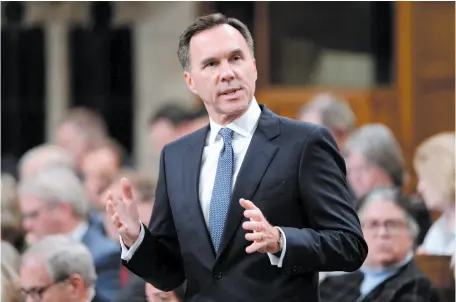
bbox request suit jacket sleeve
[280,125,368,274]
[122,146,185,291]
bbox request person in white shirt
[414,132,455,256]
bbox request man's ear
[252,58,258,81]
[184,72,198,95]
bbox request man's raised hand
[106,178,141,247]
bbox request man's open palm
[106,178,141,246]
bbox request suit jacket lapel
[182,125,217,268]
[217,105,280,259]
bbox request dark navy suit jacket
[124,105,368,302]
[83,225,121,302]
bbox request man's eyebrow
[200,49,245,66]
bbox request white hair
[22,235,97,286]
[18,167,89,219]
[18,144,75,179]
[299,92,356,133]
[343,124,406,188]
[358,188,420,239]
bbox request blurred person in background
[320,188,439,302]
[148,102,208,154]
[147,102,195,154]
[1,244,22,302]
[55,107,109,174]
[414,132,455,256]
[298,92,356,149]
[20,235,97,302]
[18,167,120,302]
[1,173,26,252]
[145,282,185,302]
[18,143,75,181]
[81,138,125,234]
[342,124,432,245]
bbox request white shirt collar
[207,97,261,145]
[67,222,89,242]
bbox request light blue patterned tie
[208,128,234,253]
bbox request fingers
[105,191,115,216]
[121,178,134,202]
[245,232,264,242]
[243,209,262,221]
[246,241,267,254]
[242,221,265,232]
[239,198,257,211]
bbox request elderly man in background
[18,167,120,302]
[20,235,97,302]
[298,92,356,149]
[342,124,432,245]
[320,188,439,302]
[18,143,75,180]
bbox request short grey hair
[299,93,356,133]
[358,188,420,238]
[343,124,406,188]
[18,144,75,179]
[18,167,89,219]
[22,235,97,286]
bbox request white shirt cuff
[120,222,145,262]
[267,227,286,267]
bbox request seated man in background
[343,123,431,245]
[320,188,439,302]
[18,143,75,181]
[298,92,356,149]
[18,167,120,302]
[148,102,208,155]
[20,235,97,302]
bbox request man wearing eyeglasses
[20,235,97,302]
[319,188,439,302]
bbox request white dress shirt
[121,98,286,267]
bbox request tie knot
[219,128,234,145]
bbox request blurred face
[19,197,67,241]
[82,148,119,210]
[416,176,446,211]
[20,259,87,302]
[149,119,179,154]
[146,283,180,302]
[184,24,257,125]
[299,110,322,126]
[345,151,388,198]
[361,200,414,268]
[55,123,87,170]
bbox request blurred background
[1,1,455,302]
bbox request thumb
[240,198,257,210]
[121,178,134,203]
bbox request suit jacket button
[213,271,222,279]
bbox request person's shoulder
[273,112,330,142]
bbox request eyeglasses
[362,219,407,234]
[21,276,69,301]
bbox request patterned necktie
[208,127,235,253]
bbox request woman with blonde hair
[414,132,455,255]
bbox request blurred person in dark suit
[343,123,432,245]
[298,92,356,150]
[18,167,121,302]
[320,188,439,302]
[20,235,98,302]
[107,13,367,302]
[54,107,109,174]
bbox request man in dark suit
[107,13,367,302]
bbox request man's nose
[219,61,235,82]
